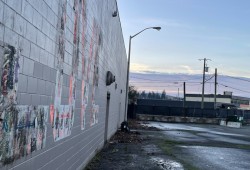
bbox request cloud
[222,70,250,79]
[130,62,250,79]
[130,72,250,98]
[130,63,152,73]
[131,63,201,75]
[130,17,192,30]
[180,65,196,74]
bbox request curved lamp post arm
[131,27,161,39]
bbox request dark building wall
[0,0,127,169]
[137,99,215,109]
[136,99,250,119]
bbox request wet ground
[85,121,250,170]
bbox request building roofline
[232,95,250,101]
[185,94,232,98]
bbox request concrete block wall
[0,0,127,169]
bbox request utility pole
[183,82,186,108]
[199,58,211,109]
[214,68,217,109]
[178,88,179,99]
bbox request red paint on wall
[69,75,73,104]
[81,0,86,76]
[50,105,54,125]
[73,0,78,44]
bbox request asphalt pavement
[144,122,250,170]
[86,121,250,170]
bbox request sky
[130,72,250,98]
[117,0,250,97]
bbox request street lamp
[124,26,161,121]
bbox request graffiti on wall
[0,0,103,166]
[51,0,72,142]
[80,0,87,130]
[0,105,48,165]
[79,0,103,129]
[68,0,81,119]
[0,43,48,165]
[88,19,102,127]
[0,45,18,103]
[51,0,83,140]
[81,80,88,130]
[17,106,48,153]
[52,105,71,141]
[54,0,67,107]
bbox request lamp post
[124,27,161,121]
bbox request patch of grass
[124,145,128,151]
[159,139,199,170]
[185,130,200,135]
[111,148,119,153]
[235,144,250,150]
[181,163,199,170]
[159,139,182,155]
[125,154,133,161]
[84,153,102,170]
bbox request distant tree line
[139,90,167,99]
[128,86,181,102]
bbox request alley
[87,121,250,170]
[144,122,250,170]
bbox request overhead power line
[205,74,215,83]
[218,74,250,83]
[219,83,250,94]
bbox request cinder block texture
[0,0,127,170]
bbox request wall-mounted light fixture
[112,1,118,17]
[112,11,118,17]
[106,71,115,86]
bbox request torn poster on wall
[51,0,80,141]
[0,44,19,104]
[0,42,49,165]
[80,0,87,130]
[51,105,72,141]
[0,105,48,165]
[81,79,88,130]
[67,0,81,127]
[0,43,19,165]
[51,0,68,141]
[81,17,102,128]
[89,19,102,126]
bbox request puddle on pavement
[142,122,247,137]
[178,145,250,170]
[142,144,163,154]
[198,133,250,145]
[151,157,184,170]
[163,130,208,143]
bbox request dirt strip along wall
[0,0,127,169]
